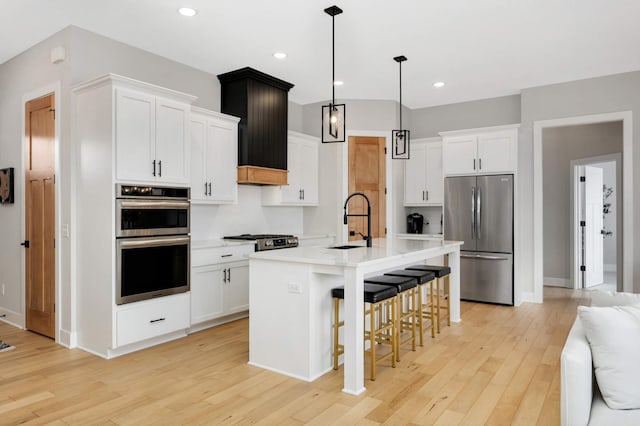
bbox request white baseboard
[0,307,25,329]
[519,291,537,305]
[604,264,616,273]
[544,277,571,288]
[58,329,77,348]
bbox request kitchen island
[248,238,463,395]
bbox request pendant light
[392,55,409,159]
[321,5,346,143]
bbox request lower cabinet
[115,293,190,348]
[191,261,249,324]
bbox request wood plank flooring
[0,287,589,425]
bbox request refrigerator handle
[476,186,482,240]
[471,187,476,239]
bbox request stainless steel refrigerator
[444,174,513,305]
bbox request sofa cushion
[589,386,640,425]
[578,304,640,409]
[591,290,640,307]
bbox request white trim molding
[544,277,571,288]
[533,111,633,303]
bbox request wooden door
[25,94,56,338]
[348,136,386,241]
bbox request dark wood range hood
[217,67,294,185]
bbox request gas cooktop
[224,234,299,251]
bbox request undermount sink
[329,245,363,250]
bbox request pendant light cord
[399,60,402,131]
[332,13,336,107]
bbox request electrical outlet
[287,282,302,294]
[62,224,70,238]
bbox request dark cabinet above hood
[217,67,294,185]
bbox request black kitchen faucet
[343,192,372,247]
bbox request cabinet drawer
[116,293,190,347]
[192,245,254,267]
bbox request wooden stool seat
[332,283,398,381]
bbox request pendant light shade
[322,5,346,143]
[392,55,410,159]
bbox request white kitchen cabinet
[262,131,319,206]
[190,108,240,204]
[115,88,191,185]
[73,74,197,359]
[190,244,253,328]
[441,125,519,176]
[404,138,443,206]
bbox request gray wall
[592,161,617,268]
[521,70,640,294]
[542,122,622,281]
[411,95,521,138]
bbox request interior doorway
[24,93,56,338]
[347,136,386,241]
[572,157,619,291]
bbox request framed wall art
[0,167,14,204]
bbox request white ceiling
[2,0,640,109]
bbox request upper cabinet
[404,138,443,206]
[190,108,240,204]
[116,88,193,185]
[441,125,519,176]
[262,131,319,206]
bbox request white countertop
[396,233,444,240]
[250,238,462,268]
[191,239,255,250]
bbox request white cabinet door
[207,118,238,203]
[155,99,189,184]
[299,139,319,205]
[225,263,249,314]
[282,138,302,203]
[190,116,208,202]
[190,265,225,324]
[404,143,428,205]
[477,132,517,174]
[442,135,477,176]
[425,142,443,204]
[116,89,156,183]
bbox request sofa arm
[561,317,593,426]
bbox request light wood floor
[0,287,589,425]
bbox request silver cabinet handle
[461,254,509,261]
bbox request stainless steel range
[223,234,298,251]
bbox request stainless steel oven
[116,184,189,237]
[116,185,190,305]
[116,235,190,305]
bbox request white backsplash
[191,185,304,240]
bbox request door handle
[158,160,162,177]
[208,182,212,196]
[152,160,156,177]
[223,268,227,283]
[149,317,166,324]
[471,187,476,239]
[20,240,30,248]
[302,189,305,200]
[479,158,482,170]
[204,182,208,196]
[461,254,509,261]
[476,187,482,239]
[227,268,231,282]
[473,158,476,170]
[426,190,429,201]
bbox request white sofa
[561,291,640,426]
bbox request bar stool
[406,265,451,333]
[384,269,436,346]
[332,283,398,381]
[363,275,417,361]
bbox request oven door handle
[118,201,190,209]
[118,236,190,248]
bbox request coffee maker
[407,213,424,234]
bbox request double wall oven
[116,184,190,305]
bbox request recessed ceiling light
[433,81,445,88]
[333,80,344,86]
[178,7,197,17]
[273,52,287,59]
